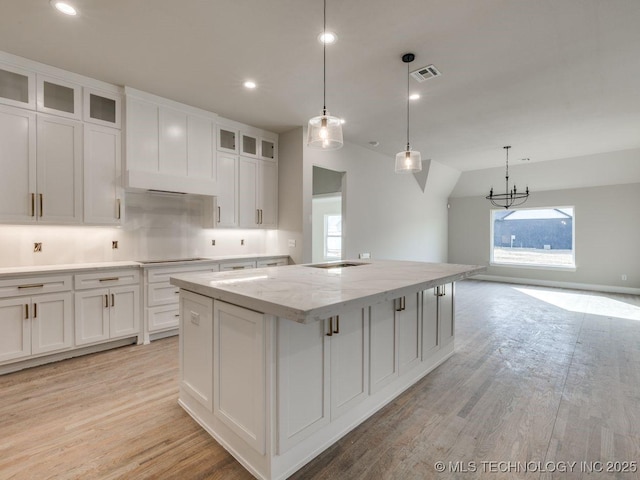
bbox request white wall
[448,183,640,291]
[0,192,279,267]
[277,128,459,264]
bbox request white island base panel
[177,281,461,480]
[178,342,454,480]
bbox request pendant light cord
[323,0,327,116]
[406,60,410,150]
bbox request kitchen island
[170,260,484,480]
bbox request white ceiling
[2,0,639,171]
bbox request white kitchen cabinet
[219,260,256,271]
[83,124,123,225]
[277,307,369,452]
[180,290,214,411]
[260,138,276,160]
[217,125,238,154]
[213,300,266,454]
[241,131,258,157]
[398,293,422,374]
[83,87,121,129]
[256,258,288,268]
[0,105,36,223]
[74,270,140,346]
[238,156,277,229]
[422,283,454,358]
[187,114,215,179]
[36,74,82,120]
[369,300,399,393]
[215,153,238,227]
[0,62,35,109]
[0,292,72,363]
[36,114,83,223]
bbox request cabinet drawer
[74,269,140,290]
[147,264,218,284]
[0,275,72,298]
[219,261,256,271]
[147,282,180,307]
[149,305,180,332]
[256,258,288,268]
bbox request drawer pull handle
[265,262,278,267]
[326,317,333,336]
[174,290,180,294]
[25,304,29,319]
[18,284,44,289]
[104,294,109,308]
[334,315,340,334]
[174,314,180,318]
[99,277,120,282]
[111,294,115,307]
[232,266,245,270]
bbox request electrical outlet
[359,252,371,259]
[241,239,245,246]
[288,239,296,247]
[112,241,118,249]
[622,274,627,281]
[211,239,216,246]
[34,242,42,253]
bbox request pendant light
[307,0,343,150]
[486,146,530,209]
[395,53,421,173]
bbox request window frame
[324,213,342,259]
[489,206,576,271]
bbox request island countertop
[170,259,485,323]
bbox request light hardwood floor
[1,280,639,479]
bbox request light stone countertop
[170,259,486,323]
[0,254,290,278]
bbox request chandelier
[486,146,529,209]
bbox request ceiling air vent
[410,64,441,82]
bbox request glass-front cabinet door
[36,74,82,120]
[0,63,35,109]
[83,88,121,129]
[217,126,238,154]
[241,132,258,157]
[261,139,275,160]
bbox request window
[490,207,575,268]
[324,214,342,259]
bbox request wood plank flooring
[1,280,639,479]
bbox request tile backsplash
[0,191,280,267]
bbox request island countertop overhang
[170,259,486,323]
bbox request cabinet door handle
[39,193,43,217]
[18,283,44,289]
[334,315,340,334]
[174,290,180,294]
[31,193,35,217]
[104,294,109,308]
[174,314,180,318]
[395,298,401,312]
[326,317,333,336]
[117,198,121,219]
[401,296,406,311]
[111,294,115,307]
[25,304,29,320]
[441,285,446,296]
[34,303,37,318]
[434,287,439,296]
[217,206,221,223]
[256,209,259,224]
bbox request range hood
[125,170,217,196]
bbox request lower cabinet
[0,292,72,363]
[74,269,140,346]
[277,306,369,452]
[422,283,454,357]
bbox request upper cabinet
[0,63,35,109]
[0,51,124,226]
[84,88,122,129]
[217,126,238,154]
[36,74,82,120]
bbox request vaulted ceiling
[2,0,639,171]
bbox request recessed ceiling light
[243,80,257,89]
[318,32,337,44]
[50,1,77,15]
[368,141,380,147]
[409,93,420,100]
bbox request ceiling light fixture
[50,1,77,15]
[395,53,421,173]
[486,146,530,209]
[243,80,257,89]
[307,0,343,150]
[318,32,337,44]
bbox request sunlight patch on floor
[513,287,640,321]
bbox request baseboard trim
[472,274,640,295]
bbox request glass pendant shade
[395,148,422,173]
[307,113,343,150]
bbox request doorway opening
[312,166,345,263]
